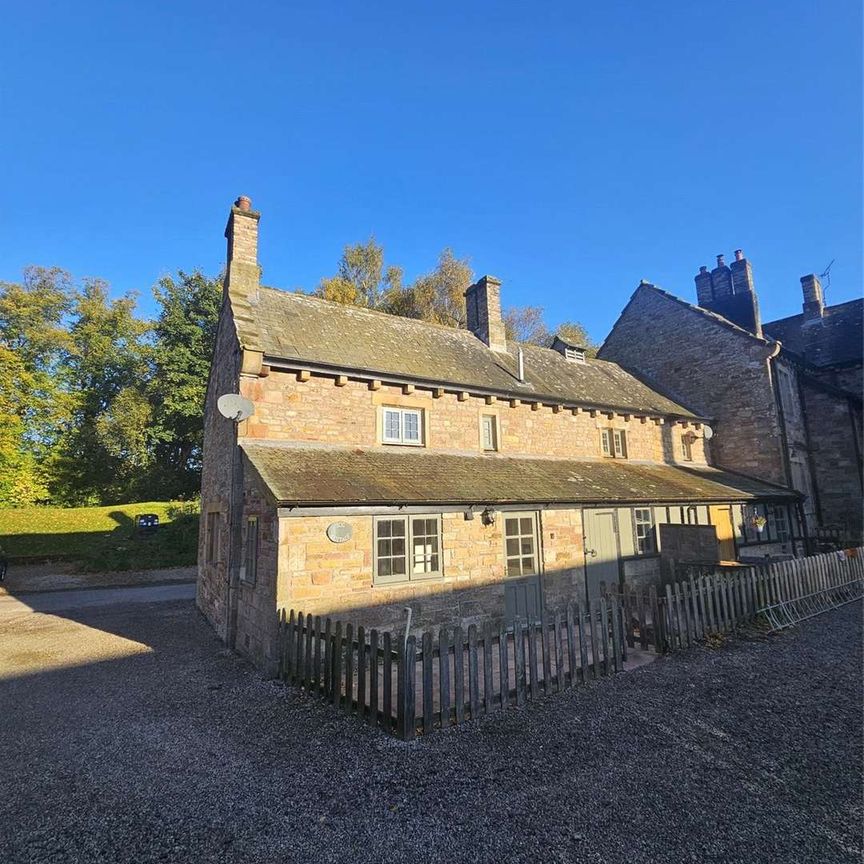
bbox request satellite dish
[217,394,254,422]
[703,425,714,440]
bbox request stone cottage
[198,200,799,672]
[600,251,862,545]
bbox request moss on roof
[235,287,700,417]
[243,442,797,507]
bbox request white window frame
[241,516,258,584]
[503,511,541,578]
[481,414,498,451]
[681,433,694,462]
[601,428,628,459]
[373,515,442,584]
[633,507,656,555]
[381,406,424,446]
[766,504,790,544]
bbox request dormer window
[552,335,588,363]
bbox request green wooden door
[583,508,621,602]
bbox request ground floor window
[633,507,656,554]
[766,505,790,543]
[242,516,258,584]
[504,513,540,577]
[374,515,441,584]
[205,511,220,564]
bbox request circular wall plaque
[326,521,352,543]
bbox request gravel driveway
[0,598,860,863]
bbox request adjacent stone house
[198,201,799,672]
[600,251,862,544]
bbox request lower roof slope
[243,442,798,508]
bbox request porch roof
[242,442,799,508]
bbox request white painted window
[602,428,628,458]
[681,433,693,461]
[481,414,498,451]
[633,508,656,554]
[766,505,790,543]
[381,406,423,446]
[504,513,539,577]
[374,515,441,584]
[564,346,586,363]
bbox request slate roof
[236,287,700,418]
[243,442,798,507]
[763,299,863,368]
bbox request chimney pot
[235,195,252,212]
[699,266,708,274]
[734,249,744,261]
[716,254,725,267]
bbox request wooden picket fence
[612,548,864,653]
[277,595,627,740]
[276,549,863,739]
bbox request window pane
[379,557,392,577]
[403,411,420,442]
[520,517,532,534]
[522,556,535,573]
[384,410,401,441]
[601,430,611,456]
[378,520,392,538]
[391,520,406,537]
[505,518,519,535]
[507,559,522,577]
[392,538,405,556]
[391,555,406,575]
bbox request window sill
[381,440,425,448]
[373,573,444,587]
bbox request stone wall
[277,507,587,633]
[600,286,787,485]
[237,369,708,465]
[197,298,241,636]
[799,380,863,539]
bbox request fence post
[369,628,379,728]
[357,625,366,722]
[439,627,451,727]
[453,625,465,724]
[468,624,480,718]
[382,631,393,732]
[513,617,526,705]
[483,621,494,713]
[498,621,509,708]
[422,629,433,733]
[610,595,623,673]
[396,634,416,740]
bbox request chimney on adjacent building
[224,195,261,301]
[693,249,762,336]
[710,254,733,298]
[695,266,713,306]
[465,275,507,352]
[801,274,824,320]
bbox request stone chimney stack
[710,254,733,298]
[694,265,713,306]
[695,249,762,336]
[801,274,824,320]
[730,249,754,294]
[465,275,507,352]
[225,195,261,300]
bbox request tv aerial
[217,393,254,423]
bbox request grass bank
[0,501,199,571]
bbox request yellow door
[710,505,736,562]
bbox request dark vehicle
[135,514,160,535]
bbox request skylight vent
[564,346,586,364]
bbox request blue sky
[2,2,861,341]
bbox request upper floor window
[481,414,498,451]
[681,433,694,462]
[374,515,441,584]
[633,507,656,555]
[601,428,628,459]
[381,406,423,446]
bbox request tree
[503,305,552,346]
[54,279,151,504]
[316,237,401,309]
[382,248,472,327]
[0,267,75,505]
[147,270,222,498]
